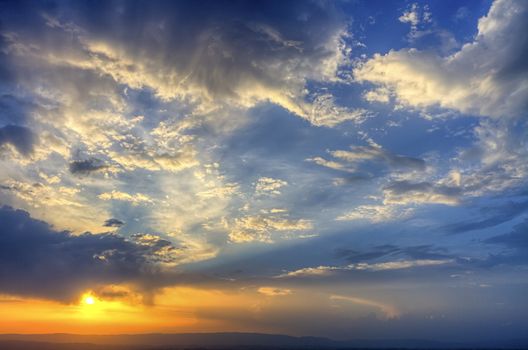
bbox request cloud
[197,182,240,199]
[255,177,288,197]
[443,200,528,234]
[485,219,528,249]
[276,259,452,278]
[350,259,453,271]
[354,0,528,118]
[108,144,199,173]
[330,295,400,319]
[103,218,124,228]
[481,219,528,267]
[0,94,35,125]
[69,158,108,174]
[399,2,432,38]
[336,204,414,223]
[307,156,350,172]
[98,190,153,204]
[383,180,461,205]
[0,206,182,301]
[337,244,454,263]
[229,213,312,243]
[276,265,339,278]
[257,286,292,296]
[454,120,528,197]
[309,141,425,175]
[331,144,425,171]
[307,94,371,127]
[3,0,366,128]
[0,125,34,156]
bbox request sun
[83,295,95,305]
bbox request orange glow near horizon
[0,287,274,334]
[0,286,400,335]
[0,288,200,334]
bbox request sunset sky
[1,0,528,342]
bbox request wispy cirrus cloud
[330,294,400,319]
[276,259,453,278]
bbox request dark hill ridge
[0,333,526,349]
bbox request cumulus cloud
[355,0,528,119]
[454,120,528,197]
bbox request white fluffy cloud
[355,0,528,119]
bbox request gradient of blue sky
[0,0,527,342]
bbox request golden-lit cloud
[229,213,313,243]
[1,0,528,341]
[277,259,453,278]
[257,287,293,297]
[254,177,288,197]
[98,190,153,204]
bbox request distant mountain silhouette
[0,333,527,349]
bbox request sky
[0,0,527,343]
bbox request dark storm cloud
[0,124,35,156]
[103,218,124,227]
[69,158,108,174]
[0,206,182,301]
